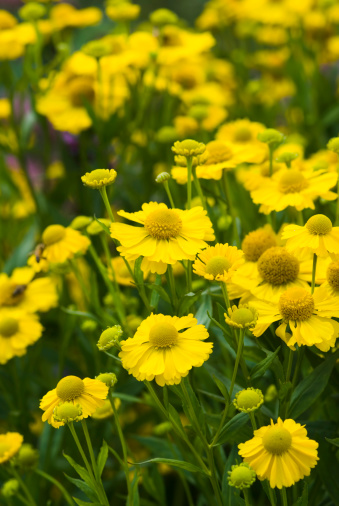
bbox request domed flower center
[305,214,332,235]
[234,127,252,142]
[54,402,82,422]
[149,322,178,348]
[0,317,19,337]
[231,308,254,326]
[56,376,85,401]
[279,287,314,321]
[42,225,66,246]
[229,465,255,486]
[205,141,232,164]
[236,389,261,410]
[0,442,10,456]
[257,247,299,285]
[205,256,231,277]
[242,229,276,262]
[263,426,292,455]
[278,169,308,194]
[144,209,182,240]
[327,261,339,290]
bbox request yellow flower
[0,30,25,61]
[0,267,58,313]
[92,398,121,420]
[252,285,339,352]
[239,418,319,489]
[106,2,140,22]
[233,388,264,413]
[32,224,90,265]
[110,202,215,275]
[108,257,136,286]
[0,10,17,30]
[81,169,117,189]
[50,4,102,30]
[282,214,339,257]
[193,243,244,283]
[250,168,337,214]
[216,119,267,164]
[196,140,244,180]
[0,309,43,364]
[0,433,23,464]
[40,375,108,428]
[171,139,206,158]
[119,313,213,386]
[0,98,11,120]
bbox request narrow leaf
[134,458,207,474]
[97,440,108,477]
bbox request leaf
[60,307,102,323]
[222,445,242,506]
[195,294,213,328]
[292,481,308,506]
[144,283,171,305]
[93,216,111,236]
[134,257,144,286]
[250,346,281,380]
[129,470,140,506]
[178,290,203,316]
[111,392,143,403]
[212,375,230,405]
[318,443,339,506]
[134,458,207,474]
[325,437,339,447]
[3,223,38,273]
[73,499,102,506]
[64,474,98,502]
[63,452,94,486]
[213,413,249,447]
[97,440,108,477]
[181,377,206,436]
[289,351,338,418]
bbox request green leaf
[60,307,102,323]
[144,283,171,305]
[212,375,230,405]
[222,445,242,506]
[195,294,213,328]
[111,392,143,403]
[134,257,144,285]
[325,437,339,447]
[289,351,338,418]
[129,470,140,506]
[213,413,249,447]
[134,458,207,474]
[64,474,98,502]
[97,441,108,477]
[73,499,102,506]
[250,346,281,380]
[181,377,206,435]
[93,216,111,236]
[63,452,94,487]
[178,290,203,316]
[292,481,308,506]
[3,223,38,273]
[318,443,339,506]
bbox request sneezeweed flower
[81,168,117,189]
[194,140,242,180]
[242,226,277,263]
[15,444,39,470]
[265,384,278,402]
[233,388,264,413]
[97,325,123,351]
[70,215,93,230]
[19,2,46,21]
[150,8,178,26]
[40,375,108,427]
[282,214,339,257]
[227,463,256,490]
[225,305,258,330]
[96,372,118,388]
[252,285,339,352]
[86,218,111,235]
[0,433,23,464]
[257,128,285,149]
[53,403,83,426]
[110,202,215,274]
[82,40,112,59]
[1,479,19,499]
[106,1,140,22]
[92,399,120,420]
[216,118,267,164]
[0,309,43,364]
[250,168,337,214]
[239,418,319,489]
[327,136,339,154]
[324,261,339,296]
[171,139,206,158]
[275,151,299,168]
[119,313,213,386]
[193,243,244,282]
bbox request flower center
[149,322,179,348]
[234,127,252,142]
[56,376,85,401]
[85,169,110,182]
[230,465,255,486]
[278,169,308,194]
[144,209,182,240]
[242,229,276,262]
[263,426,292,455]
[257,247,299,285]
[327,261,339,290]
[42,225,66,246]
[231,308,254,326]
[205,141,233,164]
[236,389,261,410]
[279,287,314,321]
[0,317,19,337]
[205,256,231,277]
[305,214,332,235]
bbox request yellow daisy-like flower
[0,267,58,313]
[250,168,337,214]
[193,243,244,282]
[195,140,244,180]
[40,375,109,428]
[249,246,310,303]
[224,305,258,330]
[0,433,23,464]
[238,418,319,489]
[108,257,137,286]
[92,398,121,420]
[252,285,339,352]
[110,202,215,275]
[0,309,43,364]
[81,168,117,189]
[171,139,206,158]
[119,313,213,386]
[282,214,339,257]
[216,119,267,164]
[30,224,90,266]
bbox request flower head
[81,168,117,189]
[15,444,39,470]
[1,479,19,498]
[0,432,23,464]
[119,313,213,386]
[171,139,206,158]
[227,463,256,489]
[238,418,319,488]
[96,372,118,388]
[53,403,83,424]
[40,375,108,428]
[242,227,277,262]
[233,388,264,413]
[193,243,244,282]
[225,305,258,329]
[97,326,123,351]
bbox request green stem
[220,282,230,310]
[280,487,288,506]
[68,423,95,481]
[229,328,245,400]
[167,264,178,309]
[186,156,193,209]
[9,466,37,506]
[100,186,115,222]
[206,447,223,506]
[164,180,175,208]
[69,259,91,307]
[249,412,257,431]
[268,486,276,506]
[243,488,252,506]
[311,253,317,294]
[34,469,74,506]
[192,167,207,211]
[222,171,240,246]
[99,235,126,322]
[285,348,294,383]
[269,147,274,177]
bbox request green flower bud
[19,2,46,21]
[228,463,256,489]
[150,8,178,26]
[97,326,123,351]
[172,139,206,157]
[233,388,264,413]
[327,137,339,154]
[16,444,39,470]
[1,479,19,498]
[96,372,118,388]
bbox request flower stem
[222,171,240,246]
[9,466,37,506]
[34,469,74,506]
[68,423,95,481]
[186,156,193,209]
[220,282,230,310]
[285,348,294,383]
[269,147,274,177]
[192,166,207,211]
[311,253,317,294]
[249,412,257,431]
[243,488,252,506]
[167,264,178,308]
[100,186,115,222]
[268,486,276,506]
[280,487,288,506]
[229,328,245,399]
[164,180,175,208]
